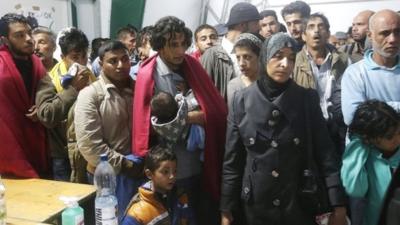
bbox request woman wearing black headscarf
[220,33,348,225]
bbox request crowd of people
[0,1,400,225]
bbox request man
[281,0,311,50]
[32,26,57,71]
[130,26,154,80]
[259,10,281,38]
[342,9,400,125]
[0,13,48,177]
[201,2,260,99]
[92,25,138,76]
[133,16,227,224]
[74,40,143,216]
[293,13,349,155]
[191,24,218,61]
[339,10,375,63]
[341,10,400,225]
[36,27,95,181]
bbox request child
[150,87,205,155]
[341,100,400,225]
[121,145,193,225]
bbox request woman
[227,33,262,107]
[220,33,347,225]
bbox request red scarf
[133,54,227,201]
[190,50,202,62]
[0,45,48,178]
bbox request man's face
[195,28,217,54]
[138,39,151,61]
[120,33,136,54]
[62,49,88,68]
[352,13,370,42]
[158,32,188,70]
[100,48,131,82]
[369,14,400,59]
[283,12,304,41]
[259,16,280,38]
[33,33,55,62]
[303,17,330,50]
[4,22,34,58]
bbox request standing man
[340,10,375,63]
[74,41,143,217]
[0,13,48,177]
[117,25,138,66]
[281,1,311,50]
[191,24,218,61]
[36,27,95,181]
[133,16,227,224]
[341,10,400,225]
[32,26,57,71]
[293,13,349,154]
[259,10,281,38]
[342,9,400,125]
[201,2,260,100]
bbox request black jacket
[221,81,347,225]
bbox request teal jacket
[341,136,400,225]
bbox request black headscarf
[257,32,298,100]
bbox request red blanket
[0,45,48,178]
[133,54,227,201]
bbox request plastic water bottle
[94,154,118,225]
[0,175,6,225]
[60,196,84,225]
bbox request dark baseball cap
[225,2,261,27]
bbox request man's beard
[372,41,400,58]
[8,43,33,58]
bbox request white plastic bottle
[94,154,118,225]
[60,196,84,225]
[0,175,6,225]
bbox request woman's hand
[221,211,233,225]
[328,207,348,225]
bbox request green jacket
[292,46,349,89]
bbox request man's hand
[328,207,348,225]
[71,67,90,91]
[187,110,205,126]
[221,211,233,225]
[25,105,38,122]
[120,158,144,178]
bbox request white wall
[75,0,97,42]
[142,0,203,32]
[0,0,70,33]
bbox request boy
[36,27,96,181]
[121,145,193,225]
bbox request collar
[364,49,400,70]
[370,146,400,167]
[305,47,332,65]
[99,72,132,94]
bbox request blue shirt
[341,136,400,225]
[341,50,400,125]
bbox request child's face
[373,130,400,152]
[62,49,88,68]
[148,160,177,194]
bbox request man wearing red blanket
[0,13,48,178]
[133,16,227,224]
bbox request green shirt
[341,135,400,225]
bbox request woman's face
[235,46,259,79]
[265,47,295,83]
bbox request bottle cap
[59,196,79,208]
[100,154,108,162]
